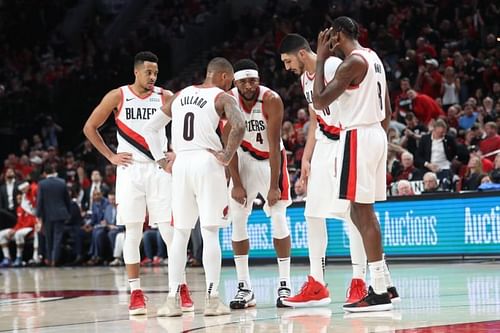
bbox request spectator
[293,179,306,202]
[478,169,500,191]
[141,225,167,266]
[407,89,444,125]
[36,164,72,267]
[458,102,478,130]
[416,58,442,99]
[422,172,441,193]
[400,112,428,156]
[40,116,63,149]
[393,77,413,123]
[462,156,485,191]
[65,187,84,265]
[393,151,424,181]
[481,97,496,123]
[416,119,457,185]
[441,66,460,110]
[446,105,461,130]
[294,108,310,134]
[85,190,109,265]
[281,121,297,151]
[105,193,124,266]
[0,168,21,229]
[479,122,500,162]
[188,220,203,267]
[396,180,415,196]
[82,170,110,212]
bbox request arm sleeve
[143,110,172,161]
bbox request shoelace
[234,288,252,300]
[346,285,367,300]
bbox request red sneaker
[345,278,367,304]
[180,284,194,312]
[282,275,331,307]
[140,258,152,266]
[129,290,147,315]
[152,256,162,266]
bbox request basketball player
[143,57,245,316]
[83,51,193,315]
[278,34,368,307]
[224,59,292,309]
[312,17,396,312]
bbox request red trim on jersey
[127,85,154,99]
[316,115,341,140]
[305,71,315,81]
[300,75,305,90]
[279,149,290,200]
[347,130,358,200]
[115,87,124,118]
[347,84,360,90]
[115,117,152,157]
[240,140,269,160]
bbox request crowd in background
[0,0,499,267]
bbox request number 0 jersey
[229,85,284,160]
[115,85,165,161]
[171,85,225,153]
[337,49,387,129]
[301,56,342,142]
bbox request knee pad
[231,209,250,242]
[123,223,143,264]
[271,209,290,239]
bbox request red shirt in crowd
[411,93,444,125]
[420,70,443,99]
[480,135,500,162]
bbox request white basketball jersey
[301,56,342,141]
[115,85,165,161]
[230,85,284,160]
[171,85,224,152]
[337,49,386,128]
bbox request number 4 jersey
[229,85,284,160]
[171,85,225,153]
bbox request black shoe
[343,286,393,313]
[230,282,256,309]
[387,286,400,303]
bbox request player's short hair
[331,16,359,40]
[207,57,233,73]
[278,33,312,54]
[233,59,259,72]
[134,51,158,67]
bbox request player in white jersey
[223,59,292,309]
[312,17,397,312]
[83,51,193,316]
[278,33,369,307]
[143,57,246,317]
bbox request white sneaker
[157,296,182,317]
[229,282,256,309]
[204,295,230,316]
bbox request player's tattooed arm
[213,92,245,165]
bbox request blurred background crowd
[0,0,499,267]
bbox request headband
[234,69,259,81]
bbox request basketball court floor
[1,261,500,332]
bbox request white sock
[16,247,22,258]
[2,246,10,259]
[234,254,251,289]
[277,257,291,288]
[368,260,386,295]
[128,278,140,291]
[201,226,221,296]
[346,213,366,281]
[307,217,327,285]
[383,253,394,288]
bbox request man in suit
[82,170,110,212]
[0,168,21,229]
[36,164,72,266]
[415,119,457,188]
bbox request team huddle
[84,16,399,317]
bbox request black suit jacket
[36,176,71,222]
[415,134,457,170]
[0,181,21,212]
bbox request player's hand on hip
[231,185,247,207]
[317,27,333,60]
[207,149,232,166]
[267,187,281,207]
[109,152,133,166]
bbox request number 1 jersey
[171,85,225,153]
